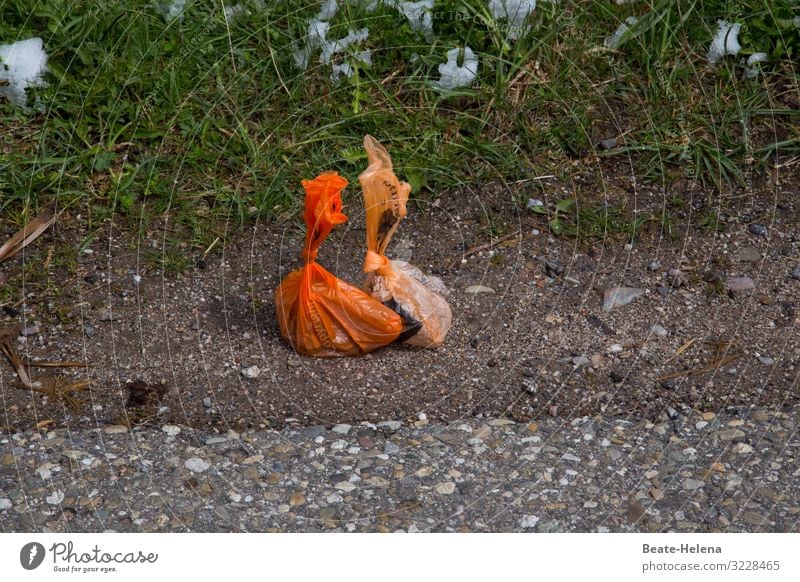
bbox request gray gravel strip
[1,409,799,532]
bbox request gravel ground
[2,410,799,532]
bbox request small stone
[648,261,661,271]
[665,269,684,288]
[465,285,495,294]
[290,493,305,506]
[98,308,115,322]
[335,481,356,492]
[46,490,65,505]
[434,482,456,495]
[682,478,705,491]
[702,412,716,421]
[748,224,768,237]
[603,287,644,311]
[610,370,624,383]
[727,277,754,297]
[732,443,753,454]
[286,358,302,368]
[241,365,261,379]
[21,325,41,337]
[526,198,544,210]
[651,324,669,337]
[384,442,400,455]
[228,492,242,503]
[598,137,617,150]
[520,515,540,529]
[757,356,774,366]
[544,259,564,277]
[417,412,427,421]
[185,457,210,473]
[202,397,212,408]
[740,511,768,526]
[791,265,800,281]
[718,428,745,441]
[377,420,403,431]
[734,247,762,262]
[161,425,181,436]
[331,424,352,435]
[103,425,128,434]
[572,356,589,367]
[649,488,664,501]
[0,498,12,510]
[711,462,726,473]
[526,422,538,433]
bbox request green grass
[1,0,798,258]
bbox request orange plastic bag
[360,136,452,347]
[275,172,403,357]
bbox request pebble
[748,224,768,237]
[21,325,41,337]
[648,261,661,271]
[384,442,400,455]
[335,481,356,492]
[185,458,210,473]
[572,356,589,367]
[465,285,495,294]
[651,324,669,337]
[203,397,212,408]
[718,429,745,441]
[732,443,753,454]
[0,498,12,510]
[526,198,544,210]
[603,287,644,311]
[649,488,664,501]
[520,515,540,529]
[733,247,761,262]
[331,424,352,435]
[434,482,456,495]
[161,425,181,436]
[683,478,705,491]
[103,425,129,434]
[740,511,768,526]
[791,265,800,281]
[98,308,115,322]
[377,421,403,432]
[727,277,754,297]
[757,356,774,366]
[241,365,261,379]
[290,493,305,506]
[46,490,65,505]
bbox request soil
[1,167,798,432]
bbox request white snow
[0,38,48,108]
[744,52,769,79]
[708,20,741,64]
[604,16,637,49]
[489,0,536,40]
[330,50,372,82]
[435,47,479,90]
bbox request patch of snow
[744,52,769,79]
[330,50,372,82]
[293,20,331,69]
[489,0,536,40]
[708,20,741,64]
[604,16,637,49]
[0,37,48,108]
[435,47,479,90]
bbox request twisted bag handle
[359,135,411,279]
[300,172,349,264]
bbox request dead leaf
[0,204,60,264]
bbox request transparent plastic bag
[275,171,403,357]
[359,136,452,347]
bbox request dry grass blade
[0,204,59,264]
[662,338,697,365]
[28,360,90,368]
[0,335,34,388]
